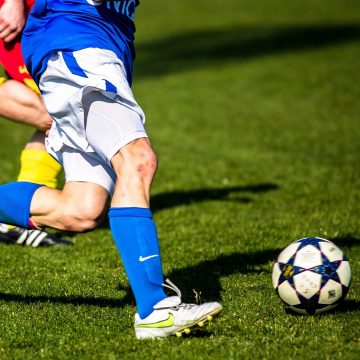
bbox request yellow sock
[17,149,62,188]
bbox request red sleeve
[0,0,39,92]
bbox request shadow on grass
[334,299,360,313]
[0,182,280,308]
[135,23,360,79]
[330,235,360,249]
[166,249,281,302]
[284,299,360,316]
[0,248,280,309]
[98,182,279,228]
[0,292,127,308]
[1,244,358,317]
[151,182,279,212]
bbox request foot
[0,224,72,247]
[134,279,222,339]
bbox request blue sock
[0,182,42,228]
[108,207,167,318]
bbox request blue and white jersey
[22,0,139,85]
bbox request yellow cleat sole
[173,307,222,337]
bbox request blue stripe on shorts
[105,80,117,93]
[62,52,88,78]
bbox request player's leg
[17,130,62,189]
[30,181,109,232]
[109,129,222,339]
[0,146,111,232]
[28,144,113,231]
[110,137,155,208]
[83,92,167,318]
[109,139,167,317]
[85,94,222,338]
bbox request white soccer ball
[272,237,351,314]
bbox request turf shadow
[166,249,359,314]
[98,182,279,228]
[114,248,281,309]
[165,249,281,302]
[284,299,360,316]
[1,250,271,308]
[151,182,278,212]
[330,234,360,249]
[135,23,360,79]
[0,292,128,308]
[333,299,360,313]
[1,245,356,312]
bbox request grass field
[0,0,359,359]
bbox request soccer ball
[272,237,351,314]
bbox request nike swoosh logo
[139,254,159,262]
[137,313,174,328]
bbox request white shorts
[39,48,147,194]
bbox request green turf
[0,0,359,358]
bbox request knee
[114,138,158,184]
[60,197,107,232]
[136,146,158,182]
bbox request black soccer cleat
[0,223,72,248]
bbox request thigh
[30,143,111,230]
[83,90,148,165]
[30,180,109,231]
[61,144,116,195]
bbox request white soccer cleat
[134,279,222,339]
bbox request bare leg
[111,138,157,208]
[25,130,47,150]
[28,137,157,232]
[30,182,109,232]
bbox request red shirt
[0,0,38,92]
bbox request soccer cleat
[134,279,222,339]
[0,223,72,248]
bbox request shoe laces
[162,278,182,298]
[161,279,198,310]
